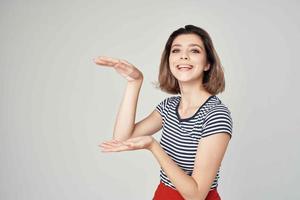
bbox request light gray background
[1,0,299,199]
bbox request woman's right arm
[94,56,162,141]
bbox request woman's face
[169,33,210,83]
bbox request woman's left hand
[99,136,155,152]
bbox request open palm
[99,136,154,152]
[93,56,143,82]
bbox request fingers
[99,139,133,152]
[100,139,122,147]
[94,56,133,68]
[94,56,142,81]
[94,57,135,78]
[100,145,130,152]
[119,59,132,66]
[96,56,119,63]
[93,56,121,67]
[114,62,134,75]
[99,143,128,152]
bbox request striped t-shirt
[155,95,233,191]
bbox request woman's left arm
[99,132,230,200]
[148,133,231,200]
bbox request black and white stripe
[155,95,233,190]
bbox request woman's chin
[176,78,201,84]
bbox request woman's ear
[204,63,210,71]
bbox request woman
[95,25,233,200]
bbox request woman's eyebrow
[171,43,204,50]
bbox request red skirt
[153,182,221,200]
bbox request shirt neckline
[175,95,215,122]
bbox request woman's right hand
[93,56,143,82]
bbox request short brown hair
[155,25,225,95]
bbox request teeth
[177,64,193,69]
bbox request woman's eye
[171,49,200,53]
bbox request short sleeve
[202,104,233,138]
[155,97,169,116]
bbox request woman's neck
[178,82,212,109]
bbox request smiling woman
[96,25,232,200]
[168,34,210,84]
[158,25,225,96]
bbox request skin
[169,34,213,115]
[95,34,231,200]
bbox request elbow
[112,132,126,141]
[112,129,135,141]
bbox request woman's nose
[180,53,189,60]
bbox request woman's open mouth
[176,64,193,71]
